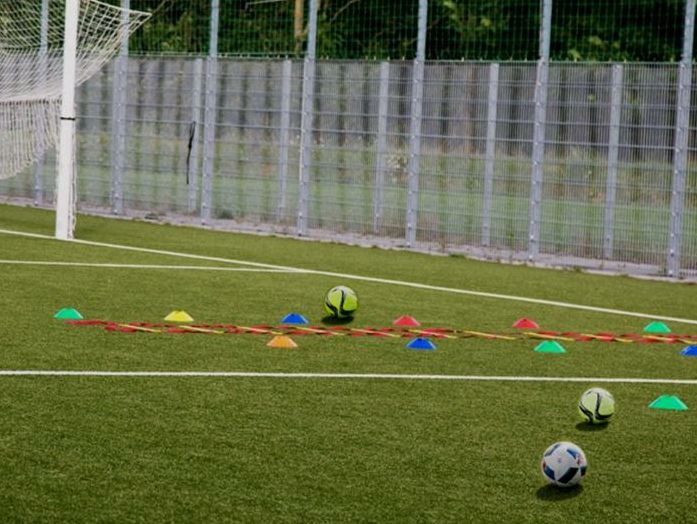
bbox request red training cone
[512,317,539,329]
[393,315,421,327]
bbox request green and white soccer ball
[578,387,615,424]
[324,285,358,318]
[541,441,588,488]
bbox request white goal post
[55,0,80,241]
[0,0,150,239]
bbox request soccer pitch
[1,204,696,523]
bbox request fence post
[109,0,131,216]
[201,0,220,225]
[33,0,49,206]
[405,0,427,247]
[603,64,623,259]
[373,61,390,235]
[668,0,695,277]
[297,0,318,236]
[187,58,203,214]
[527,0,552,261]
[277,59,293,221]
[481,63,499,247]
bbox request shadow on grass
[575,421,610,432]
[536,483,584,501]
[320,315,354,326]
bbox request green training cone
[533,341,566,353]
[643,321,671,334]
[54,308,83,320]
[648,395,688,411]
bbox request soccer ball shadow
[536,483,584,501]
[575,421,610,432]
[321,315,354,326]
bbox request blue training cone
[281,313,309,325]
[681,345,697,357]
[406,338,436,350]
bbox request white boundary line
[0,370,696,384]
[3,227,697,326]
[0,260,301,272]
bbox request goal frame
[54,0,79,240]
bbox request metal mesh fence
[2,0,697,279]
[4,58,697,273]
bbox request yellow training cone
[267,335,298,349]
[164,310,194,322]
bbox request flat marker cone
[513,318,539,329]
[54,308,83,320]
[648,395,688,411]
[281,313,309,325]
[533,341,566,353]
[406,338,436,350]
[643,321,671,334]
[393,315,421,327]
[164,310,194,322]
[680,345,697,357]
[267,335,298,348]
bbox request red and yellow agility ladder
[64,320,697,344]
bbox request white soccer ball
[541,441,588,488]
[578,387,615,424]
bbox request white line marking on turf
[0,370,696,385]
[2,227,696,326]
[0,260,301,272]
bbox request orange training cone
[267,335,298,348]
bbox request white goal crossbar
[0,0,150,239]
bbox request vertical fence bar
[33,0,49,206]
[604,64,623,259]
[373,61,390,235]
[109,0,131,215]
[277,59,293,221]
[668,0,695,277]
[201,0,220,225]
[297,0,318,236]
[187,58,203,214]
[405,0,428,247]
[527,0,552,261]
[481,63,499,247]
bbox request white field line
[2,228,697,326]
[0,370,696,385]
[0,260,301,273]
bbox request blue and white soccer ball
[541,441,588,488]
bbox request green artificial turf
[0,204,696,523]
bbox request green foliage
[430,0,540,60]
[552,0,685,61]
[316,0,419,59]
[125,0,688,61]
[130,0,212,54]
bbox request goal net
[0,0,150,233]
